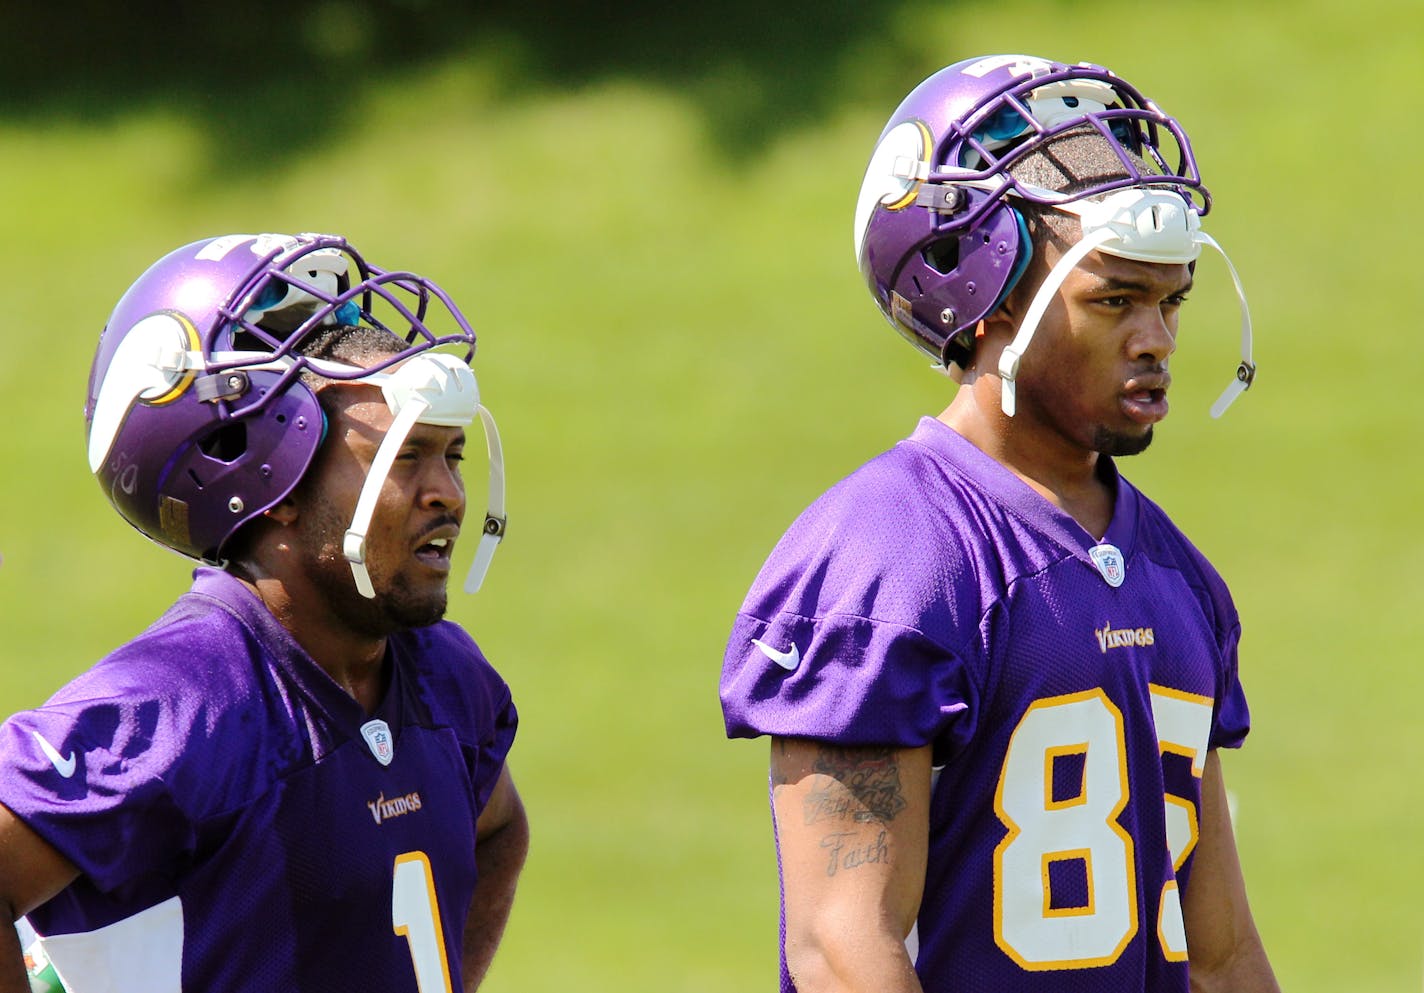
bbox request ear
[963,307,1022,381]
[980,297,1019,338]
[263,497,299,526]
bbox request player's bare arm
[771,738,930,993]
[461,765,528,991]
[723,53,1270,992]
[1181,751,1280,993]
[0,803,78,992]
[0,921,26,993]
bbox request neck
[231,567,390,714]
[940,372,1114,539]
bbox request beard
[298,499,451,638]
[1093,424,1155,457]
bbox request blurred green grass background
[1,0,1420,989]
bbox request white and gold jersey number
[993,685,1211,969]
[392,851,455,992]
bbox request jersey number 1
[993,685,1212,970]
[392,851,455,992]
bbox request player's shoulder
[0,585,277,817]
[47,580,256,708]
[397,620,493,674]
[1129,485,1231,590]
[394,622,511,716]
[742,420,996,637]
[792,419,986,549]
[1125,481,1239,636]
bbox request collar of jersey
[908,417,1140,567]
[189,567,409,750]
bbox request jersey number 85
[993,685,1211,970]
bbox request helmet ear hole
[921,239,961,276]
[856,55,1207,369]
[198,422,248,464]
[88,233,478,562]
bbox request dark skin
[771,739,930,993]
[0,379,528,992]
[235,382,473,709]
[774,241,1278,991]
[944,243,1189,539]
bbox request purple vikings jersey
[0,568,516,992]
[721,418,1251,993]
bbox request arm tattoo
[820,830,891,878]
[804,746,908,825]
[770,739,796,787]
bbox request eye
[1164,293,1190,308]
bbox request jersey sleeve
[471,676,517,812]
[1145,498,1251,751]
[1208,618,1250,750]
[409,624,518,813]
[721,608,977,754]
[719,458,984,756]
[1178,522,1251,751]
[0,690,195,895]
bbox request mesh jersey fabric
[721,416,1250,992]
[0,567,516,991]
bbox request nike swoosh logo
[751,638,801,671]
[31,731,77,779]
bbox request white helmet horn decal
[88,313,201,474]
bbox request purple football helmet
[85,233,480,564]
[854,54,1209,375]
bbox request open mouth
[413,536,455,568]
[1121,387,1168,423]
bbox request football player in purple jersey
[0,234,526,992]
[721,56,1278,992]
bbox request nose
[421,457,466,519]
[1130,305,1178,367]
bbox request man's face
[292,385,467,635]
[1013,246,1191,457]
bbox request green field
[1,0,1420,988]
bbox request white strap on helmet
[996,187,1254,419]
[338,352,507,599]
[997,227,1110,417]
[1195,231,1256,418]
[465,404,506,594]
[343,397,429,599]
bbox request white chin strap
[87,342,506,598]
[335,352,507,599]
[996,188,1255,420]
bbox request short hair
[1010,126,1149,249]
[299,323,407,367]
[1002,127,1154,305]
[296,324,408,412]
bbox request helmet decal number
[961,55,1052,79]
[193,234,260,262]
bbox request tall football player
[720,55,1278,992]
[0,234,526,992]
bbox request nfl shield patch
[360,719,395,766]
[1088,543,1126,588]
